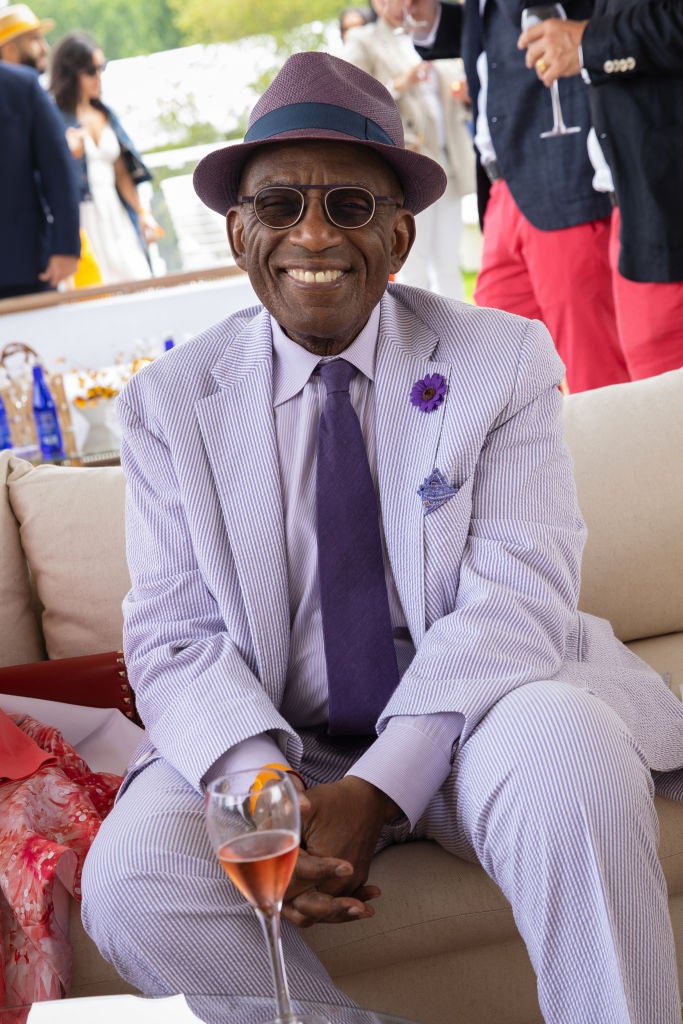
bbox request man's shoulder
[344,21,381,42]
[382,284,563,398]
[384,283,533,348]
[342,20,384,57]
[0,61,41,96]
[0,63,58,134]
[125,304,268,391]
[189,304,266,349]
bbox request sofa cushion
[0,453,44,666]
[7,457,129,660]
[627,633,683,700]
[305,840,516,976]
[563,368,683,643]
[303,794,683,978]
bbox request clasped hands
[282,775,399,928]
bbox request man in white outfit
[81,51,683,1024]
[344,0,475,299]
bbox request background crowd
[0,3,161,297]
[0,0,681,391]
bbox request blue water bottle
[32,364,64,460]
[0,394,12,451]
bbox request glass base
[264,1015,331,1024]
[540,125,581,138]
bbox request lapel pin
[410,372,447,412]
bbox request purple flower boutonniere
[410,373,448,413]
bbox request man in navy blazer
[81,52,683,1024]
[518,0,683,381]
[413,0,630,394]
[0,62,80,299]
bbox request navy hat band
[244,102,397,148]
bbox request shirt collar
[271,304,381,407]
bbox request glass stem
[550,82,566,131]
[255,906,294,1024]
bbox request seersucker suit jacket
[116,285,683,795]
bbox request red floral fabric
[0,713,121,1009]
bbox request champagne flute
[205,769,328,1024]
[393,4,428,35]
[521,3,581,138]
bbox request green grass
[463,270,478,304]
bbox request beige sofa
[1,368,682,1024]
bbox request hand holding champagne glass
[391,0,429,35]
[521,4,581,138]
[205,769,328,1024]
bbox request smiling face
[226,140,415,357]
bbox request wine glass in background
[393,4,428,35]
[521,4,581,138]
[205,770,328,1024]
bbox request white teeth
[288,269,343,283]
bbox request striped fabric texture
[81,284,683,1023]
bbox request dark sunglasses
[83,60,107,76]
[238,185,402,230]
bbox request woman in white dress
[49,32,162,285]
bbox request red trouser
[609,208,683,381]
[474,180,629,393]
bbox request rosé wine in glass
[217,829,299,911]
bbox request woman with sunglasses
[49,31,161,284]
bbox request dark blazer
[418,0,612,232]
[582,0,683,282]
[0,63,80,296]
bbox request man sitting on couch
[81,52,683,1024]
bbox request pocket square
[417,467,459,516]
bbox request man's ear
[1,40,18,62]
[389,208,416,275]
[226,207,247,269]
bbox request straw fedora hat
[193,51,447,217]
[0,4,55,47]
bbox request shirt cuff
[411,7,441,48]
[578,44,592,84]
[202,734,285,789]
[346,712,464,828]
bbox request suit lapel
[375,292,451,642]
[195,313,290,689]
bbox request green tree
[33,0,183,59]
[167,0,341,45]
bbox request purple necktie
[316,359,400,736]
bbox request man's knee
[81,809,136,946]
[461,680,654,814]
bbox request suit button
[618,58,628,72]
[626,56,636,70]
[603,59,615,73]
